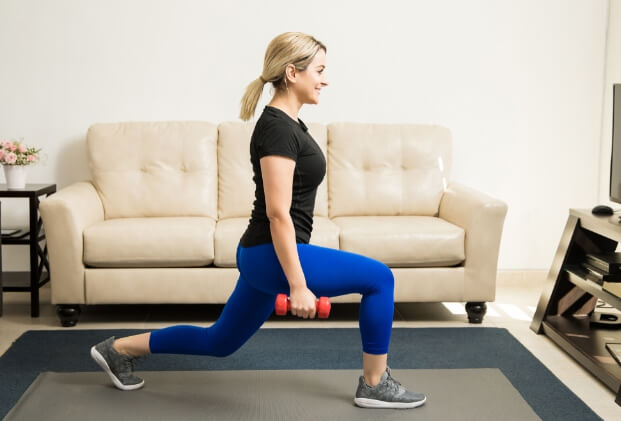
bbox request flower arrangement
[0,138,41,166]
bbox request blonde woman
[91,32,427,409]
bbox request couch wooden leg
[57,305,81,327]
[465,302,487,324]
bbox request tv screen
[610,84,621,203]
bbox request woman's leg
[115,273,275,357]
[115,241,394,383]
[113,333,150,357]
[147,273,276,356]
[237,242,395,385]
[114,243,278,357]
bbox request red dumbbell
[274,293,331,319]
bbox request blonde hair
[239,32,327,121]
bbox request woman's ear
[286,64,296,82]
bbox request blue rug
[0,327,601,420]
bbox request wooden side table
[0,183,56,317]
[531,208,621,406]
[0,200,3,317]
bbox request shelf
[1,228,28,239]
[2,271,50,292]
[0,184,57,197]
[0,184,56,318]
[1,226,46,244]
[2,234,46,245]
[564,266,621,309]
[542,316,621,392]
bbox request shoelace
[387,377,402,393]
[387,374,402,387]
[385,370,404,394]
[120,354,144,373]
[120,355,133,370]
[131,355,147,369]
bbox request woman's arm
[260,155,317,318]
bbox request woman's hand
[289,286,317,319]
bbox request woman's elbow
[266,209,290,223]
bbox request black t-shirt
[239,105,326,247]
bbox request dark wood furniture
[0,200,3,317]
[0,184,56,317]
[531,208,621,406]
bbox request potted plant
[0,138,41,190]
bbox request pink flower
[27,155,36,162]
[17,144,27,153]
[2,141,12,150]
[0,150,4,160]
[5,152,17,164]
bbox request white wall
[0,0,610,270]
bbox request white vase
[3,165,28,190]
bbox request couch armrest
[438,182,508,301]
[40,181,104,304]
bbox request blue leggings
[149,242,395,355]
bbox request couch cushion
[328,123,452,217]
[214,216,341,267]
[331,216,464,267]
[214,217,248,267]
[310,217,340,249]
[87,121,219,219]
[217,121,329,219]
[84,217,215,267]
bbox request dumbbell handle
[274,293,331,318]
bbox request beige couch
[40,121,508,327]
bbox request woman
[90,31,426,409]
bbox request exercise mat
[4,368,540,420]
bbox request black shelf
[2,234,46,245]
[0,184,56,317]
[2,271,50,291]
[1,227,46,243]
[542,315,621,392]
[564,266,621,310]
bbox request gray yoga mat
[4,368,541,421]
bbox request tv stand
[531,208,621,405]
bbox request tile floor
[0,274,620,420]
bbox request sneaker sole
[354,396,426,409]
[90,346,144,391]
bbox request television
[610,84,621,204]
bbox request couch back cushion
[87,121,218,219]
[328,123,452,217]
[217,121,329,219]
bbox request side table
[0,183,56,317]
[531,208,621,406]
[0,200,3,317]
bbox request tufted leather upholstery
[328,123,451,217]
[40,120,507,309]
[88,121,218,219]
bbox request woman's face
[291,49,328,105]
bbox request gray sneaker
[354,366,426,409]
[90,336,145,391]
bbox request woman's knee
[363,260,394,294]
[379,262,394,291]
[210,342,242,358]
[201,328,245,357]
